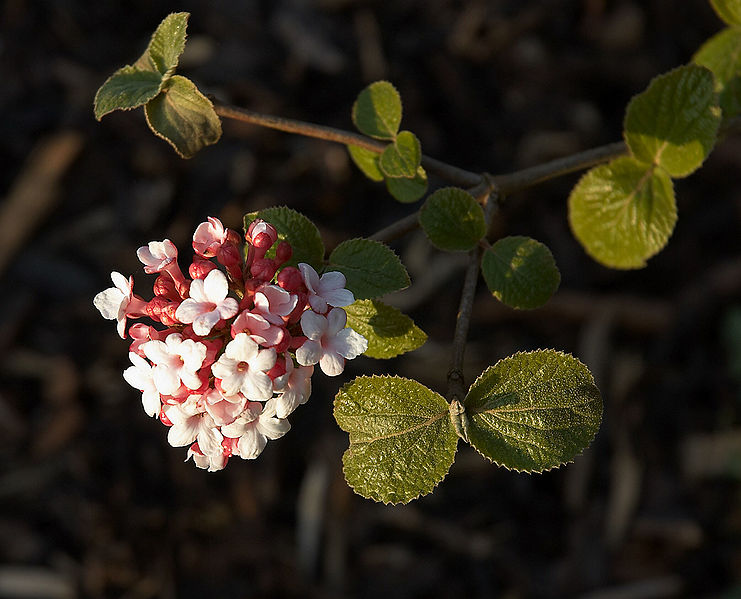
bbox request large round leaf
[464,350,602,473]
[334,376,458,504]
[568,156,676,269]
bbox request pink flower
[137,239,189,296]
[296,308,367,376]
[202,387,247,426]
[122,352,161,417]
[231,310,284,347]
[141,333,207,396]
[193,217,228,258]
[211,333,276,400]
[273,358,313,418]
[298,263,354,314]
[221,399,290,460]
[253,284,298,324]
[93,272,148,338]
[175,269,239,336]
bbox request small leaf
[379,131,422,178]
[244,206,325,269]
[481,236,560,309]
[568,156,676,269]
[347,145,384,182]
[624,64,721,178]
[328,239,410,299]
[693,28,741,120]
[135,12,190,77]
[344,299,427,359]
[710,0,741,26]
[334,376,458,504]
[463,350,602,473]
[352,81,402,140]
[419,187,487,252]
[94,66,163,120]
[386,166,428,203]
[144,75,221,158]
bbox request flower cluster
[94,217,367,471]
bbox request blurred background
[2,0,741,597]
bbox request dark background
[2,1,741,597]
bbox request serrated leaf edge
[334,374,457,505]
[93,66,164,121]
[327,237,411,294]
[351,80,403,141]
[463,349,602,474]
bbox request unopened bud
[251,257,277,282]
[189,257,217,279]
[275,241,293,265]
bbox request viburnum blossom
[297,308,368,376]
[298,263,354,314]
[93,272,148,338]
[94,216,367,471]
[211,333,276,400]
[175,269,239,335]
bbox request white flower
[165,396,223,457]
[231,310,284,347]
[187,444,228,472]
[122,352,161,417]
[273,358,313,418]
[175,269,239,335]
[141,333,207,396]
[211,333,276,400]
[298,263,354,314]
[221,399,290,460]
[296,308,367,376]
[136,239,178,274]
[93,272,139,338]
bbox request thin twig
[213,99,481,188]
[369,213,419,243]
[491,141,628,194]
[446,193,499,403]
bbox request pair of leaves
[94,12,221,158]
[348,82,428,203]
[418,188,560,309]
[245,207,424,360]
[335,350,602,504]
[570,64,721,269]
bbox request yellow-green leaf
[352,81,402,140]
[345,299,427,359]
[568,156,676,269]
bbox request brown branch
[446,194,499,403]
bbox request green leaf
[624,64,721,178]
[481,236,560,309]
[418,187,487,251]
[347,145,384,182]
[334,376,458,504]
[344,300,427,359]
[386,166,428,203]
[144,75,221,158]
[379,131,422,178]
[710,0,741,25]
[244,206,325,269]
[463,350,602,473]
[94,66,163,121]
[568,156,676,269]
[328,239,410,299]
[693,28,741,120]
[135,12,190,77]
[352,81,402,140]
